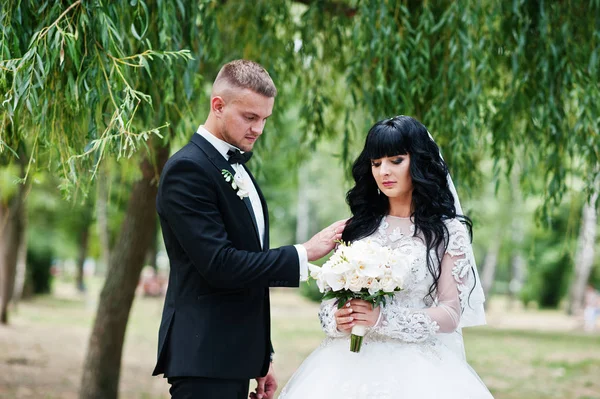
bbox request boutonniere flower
[221,169,250,200]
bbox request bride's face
[370,154,413,200]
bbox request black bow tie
[227,149,253,165]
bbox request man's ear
[211,96,225,116]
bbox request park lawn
[0,279,598,398]
[270,290,600,399]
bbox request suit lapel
[190,134,261,245]
[241,194,260,244]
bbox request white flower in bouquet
[308,238,412,352]
[323,270,347,292]
[366,277,382,295]
[345,272,368,293]
[379,276,399,293]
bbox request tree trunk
[567,191,599,315]
[76,197,94,293]
[96,163,111,274]
[76,226,91,292]
[0,155,28,324]
[79,142,169,399]
[508,253,526,308]
[481,239,500,306]
[507,205,526,308]
[11,210,28,303]
[506,171,526,309]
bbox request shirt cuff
[294,244,309,282]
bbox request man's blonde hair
[213,59,277,98]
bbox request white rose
[366,278,381,295]
[379,276,399,293]
[233,173,249,199]
[345,272,367,293]
[234,172,245,186]
[236,188,249,199]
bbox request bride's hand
[334,302,355,332]
[348,299,380,327]
[334,299,381,332]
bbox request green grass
[270,292,600,399]
[463,328,600,399]
[1,279,599,398]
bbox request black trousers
[167,376,250,399]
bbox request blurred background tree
[1,1,598,398]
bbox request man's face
[213,88,274,152]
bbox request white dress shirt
[196,126,308,281]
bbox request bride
[279,116,494,399]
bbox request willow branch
[38,0,82,40]
[292,0,358,17]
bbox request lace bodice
[319,216,476,344]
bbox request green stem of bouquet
[350,334,363,353]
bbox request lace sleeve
[445,218,477,314]
[318,299,347,338]
[371,251,463,342]
[371,301,441,342]
[372,221,471,342]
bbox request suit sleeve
[158,157,299,289]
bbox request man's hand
[303,219,348,261]
[250,362,277,399]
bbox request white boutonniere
[221,169,250,200]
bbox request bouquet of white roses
[308,238,411,352]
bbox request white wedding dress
[279,216,494,399]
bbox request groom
[153,59,345,399]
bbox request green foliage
[0,0,198,193]
[520,202,580,308]
[26,239,54,295]
[0,163,20,199]
[2,0,598,210]
[488,0,600,210]
[324,287,397,309]
[300,280,323,302]
[346,0,491,190]
[589,259,600,290]
[520,250,574,309]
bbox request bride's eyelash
[371,157,403,167]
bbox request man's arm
[160,157,299,289]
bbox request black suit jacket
[152,133,299,379]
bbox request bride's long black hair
[341,116,473,299]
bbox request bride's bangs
[365,124,408,160]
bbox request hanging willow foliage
[488,0,600,211]
[0,0,205,193]
[3,0,597,206]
